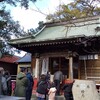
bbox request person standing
[53,70,63,95]
[48,83,57,100]
[4,70,12,96]
[26,68,34,100]
[14,67,28,98]
[46,71,50,81]
[62,82,74,100]
[0,67,7,95]
[46,71,51,89]
[36,74,48,100]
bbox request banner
[41,57,49,75]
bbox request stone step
[31,95,65,100]
[31,93,100,100]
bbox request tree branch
[0,0,4,2]
[30,7,47,16]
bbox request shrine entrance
[49,57,79,79]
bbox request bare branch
[30,7,47,16]
[0,0,4,2]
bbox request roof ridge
[44,15,100,27]
[32,25,46,38]
[9,35,32,42]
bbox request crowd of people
[14,67,34,100]
[0,67,34,100]
[36,70,74,100]
[0,67,74,100]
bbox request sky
[8,0,73,57]
[5,0,73,57]
[10,0,73,31]
[5,0,100,57]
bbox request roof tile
[0,55,20,63]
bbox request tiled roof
[0,55,20,63]
[17,53,31,63]
[9,15,100,45]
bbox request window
[49,57,79,79]
[49,57,69,77]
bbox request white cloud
[11,7,46,30]
[11,0,73,30]
[41,0,73,15]
[49,0,73,8]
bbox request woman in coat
[14,68,28,97]
[36,74,48,100]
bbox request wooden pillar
[17,64,20,74]
[84,59,87,79]
[34,58,40,78]
[69,56,73,80]
[31,56,36,76]
[31,56,39,94]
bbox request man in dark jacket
[62,82,74,100]
[26,69,34,100]
[53,70,63,95]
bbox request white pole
[84,59,87,79]
[69,56,73,80]
[34,58,39,78]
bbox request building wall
[17,63,31,73]
[80,54,100,84]
[32,52,100,84]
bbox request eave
[11,36,83,48]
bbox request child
[48,83,57,100]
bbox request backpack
[37,81,48,94]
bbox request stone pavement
[0,93,99,100]
[0,95,25,100]
[31,95,65,100]
[31,93,100,100]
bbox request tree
[38,21,44,30]
[0,7,27,55]
[27,21,44,35]
[0,10,25,39]
[0,0,37,8]
[0,0,38,39]
[0,0,37,56]
[46,0,100,21]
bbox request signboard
[79,54,98,60]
